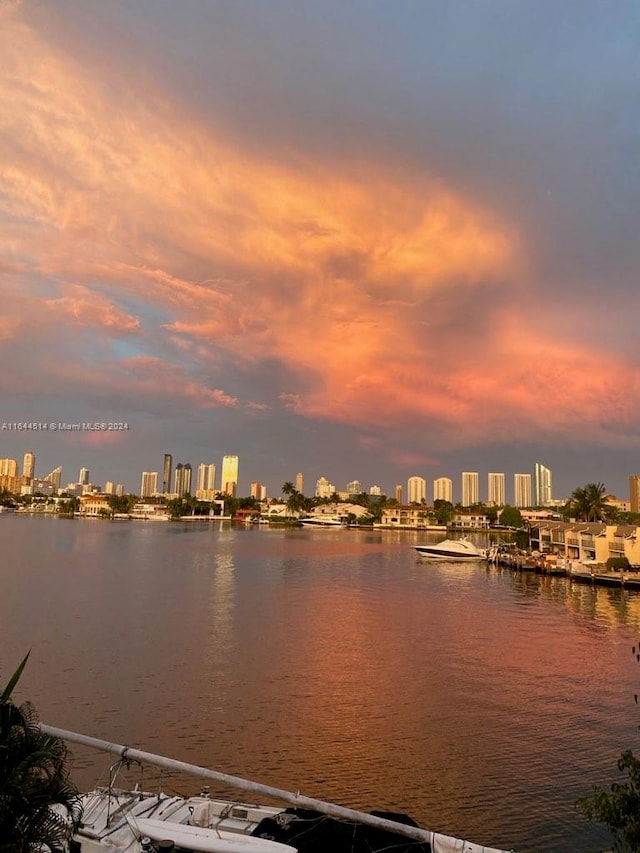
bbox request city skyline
[3,3,640,495]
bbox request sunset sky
[2,0,640,500]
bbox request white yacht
[414,537,487,560]
[298,515,347,527]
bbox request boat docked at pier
[298,514,346,527]
[414,537,487,560]
[44,725,512,853]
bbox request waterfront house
[377,505,443,530]
[529,521,640,566]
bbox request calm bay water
[2,515,638,851]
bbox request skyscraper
[221,455,239,495]
[461,472,479,507]
[79,467,90,485]
[163,454,173,494]
[183,463,192,495]
[395,484,403,503]
[535,463,553,506]
[433,477,453,503]
[250,482,267,500]
[0,458,18,477]
[196,463,216,492]
[514,473,532,508]
[407,476,427,503]
[487,473,505,506]
[346,479,362,495]
[44,466,62,490]
[174,463,184,495]
[23,451,35,481]
[631,475,640,514]
[295,472,304,494]
[140,471,158,497]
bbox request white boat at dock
[43,725,512,853]
[298,515,347,527]
[414,537,487,560]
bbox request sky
[2,0,640,501]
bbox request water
[1,515,637,851]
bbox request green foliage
[566,482,610,522]
[578,750,640,851]
[433,499,454,525]
[1,655,82,851]
[607,557,631,572]
[498,505,524,529]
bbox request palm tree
[281,482,295,497]
[0,654,82,852]
[568,482,608,522]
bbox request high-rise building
[295,472,304,494]
[395,484,403,503]
[163,454,173,494]
[369,485,382,496]
[196,463,216,492]
[182,463,192,495]
[346,479,362,495]
[104,481,115,495]
[23,451,35,481]
[315,476,335,499]
[631,476,640,514]
[174,463,184,495]
[251,482,267,500]
[433,477,453,503]
[79,467,90,485]
[461,472,479,507]
[221,455,239,495]
[514,473,532,508]
[407,476,427,503]
[487,473,506,506]
[535,463,553,506]
[43,466,62,490]
[115,483,125,497]
[140,471,158,497]
[0,458,19,477]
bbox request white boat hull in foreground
[414,537,487,560]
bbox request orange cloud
[2,4,637,450]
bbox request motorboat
[414,537,487,560]
[298,515,346,527]
[44,725,512,853]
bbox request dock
[489,550,640,590]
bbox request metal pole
[40,723,510,851]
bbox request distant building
[630,475,640,514]
[221,455,239,495]
[104,481,115,495]
[369,485,382,496]
[487,473,505,506]
[346,479,362,495]
[395,484,403,503]
[407,476,426,504]
[182,463,192,495]
[174,463,184,495]
[78,494,111,517]
[115,484,125,497]
[44,466,62,491]
[0,458,18,477]
[79,467,90,486]
[250,481,267,500]
[514,473,532,508]
[23,451,35,481]
[163,454,173,494]
[535,463,553,506]
[451,512,490,529]
[196,463,216,492]
[461,472,479,507]
[315,476,335,499]
[140,471,158,498]
[433,477,453,503]
[295,472,304,494]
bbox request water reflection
[0,518,633,852]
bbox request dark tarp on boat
[251,808,432,852]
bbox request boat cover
[251,808,432,852]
